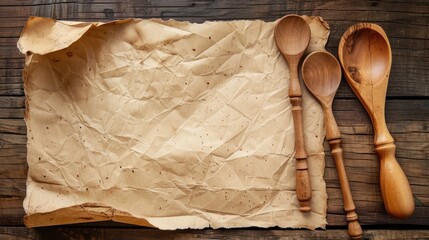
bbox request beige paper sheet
[18,16,330,229]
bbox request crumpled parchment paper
[18,15,330,229]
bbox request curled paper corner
[24,203,156,228]
[17,16,275,57]
[301,15,330,32]
[24,203,214,230]
[317,16,331,31]
[17,16,133,55]
[17,16,93,55]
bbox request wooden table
[1,1,428,239]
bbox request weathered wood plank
[0,144,26,164]
[0,227,38,240]
[0,164,27,179]
[0,84,23,96]
[32,228,429,240]
[0,133,27,145]
[0,108,24,119]
[0,46,23,59]
[0,197,22,209]
[0,77,23,84]
[0,179,26,225]
[0,59,23,69]
[0,5,32,18]
[0,209,25,226]
[0,69,23,78]
[0,119,26,135]
[0,96,25,108]
[0,38,19,47]
[1,226,429,240]
[0,27,23,40]
[0,179,26,198]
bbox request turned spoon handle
[325,110,362,239]
[372,116,415,218]
[289,61,312,212]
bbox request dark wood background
[0,0,428,239]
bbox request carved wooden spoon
[274,14,312,212]
[338,23,414,218]
[302,51,362,239]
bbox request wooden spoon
[338,23,414,218]
[302,51,362,239]
[274,14,312,212]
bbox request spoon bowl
[275,16,311,56]
[302,51,342,99]
[339,23,414,219]
[340,27,390,85]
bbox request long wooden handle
[376,142,415,218]
[329,138,362,239]
[289,61,311,212]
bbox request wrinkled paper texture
[19,16,330,229]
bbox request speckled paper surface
[19,16,329,229]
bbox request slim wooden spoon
[338,23,414,218]
[274,14,312,212]
[302,51,362,239]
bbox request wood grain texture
[1,227,429,240]
[302,51,362,239]
[338,23,415,219]
[275,15,312,212]
[0,0,428,238]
